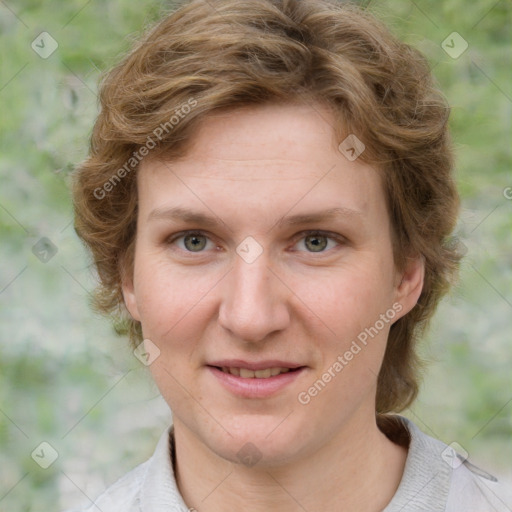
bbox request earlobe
[393,255,425,318]
[121,275,141,322]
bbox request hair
[72,0,463,414]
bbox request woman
[71,0,512,510]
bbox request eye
[293,231,343,253]
[166,230,344,255]
[167,231,215,253]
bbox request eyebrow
[147,206,364,229]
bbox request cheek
[291,259,395,334]
[287,259,396,388]
[297,271,394,415]
[133,257,213,337]
[137,266,209,408]
[133,262,219,405]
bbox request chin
[201,416,309,468]
[212,438,301,469]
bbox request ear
[393,255,425,319]
[121,267,141,322]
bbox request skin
[122,102,425,512]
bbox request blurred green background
[0,0,510,510]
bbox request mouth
[206,360,307,398]
[213,366,300,379]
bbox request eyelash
[165,230,345,255]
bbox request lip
[207,359,304,371]
[206,364,307,399]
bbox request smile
[207,365,306,398]
[219,367,292,378]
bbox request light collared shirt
[71,416,512,511]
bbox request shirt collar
[139,424,190,511]
[383,416,452,511]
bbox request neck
[173,410,407,512]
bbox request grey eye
[304,234,328,252]
[183,234,208,252]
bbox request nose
[218,251,290,344]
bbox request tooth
[229,367,240,376]
[280,368,290,373]
[270,367,281,376]
[255,369,272,378]
[239,368,255,378]
[222,367,229,374]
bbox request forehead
[180,102,339,169]
[137,102,387,228]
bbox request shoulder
[446,460,512,512]
[79,459,149,512]
[61,460,149,512]
[64,425,189,512]
[63,428,164,512]
[382,415,512,512]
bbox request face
[123,102,423,467]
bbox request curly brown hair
[72,0,462,414]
